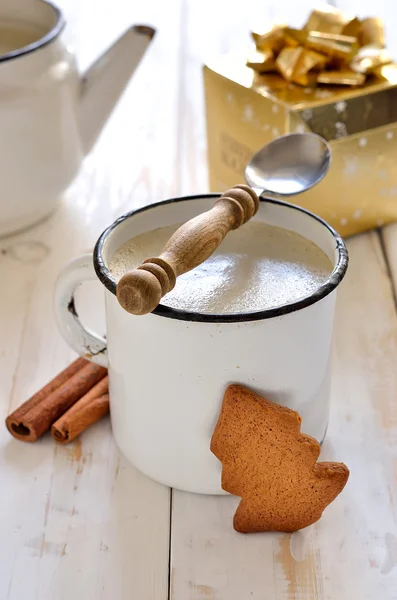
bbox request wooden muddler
[116,184,259,315]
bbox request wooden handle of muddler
[116,184,259,315]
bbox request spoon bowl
[245,132,331,197]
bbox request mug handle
[53,254,108,368]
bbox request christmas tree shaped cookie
[211,385,349,533]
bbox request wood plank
[170,232,397,600]
[2,0,397,597]
[171,0,397,597]
[0,0,183,596]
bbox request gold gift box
[203,58,397,237]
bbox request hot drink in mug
[109,221,333,314]
[54,195,348,494]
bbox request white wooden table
[1,0,397,598]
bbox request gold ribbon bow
[247,6,392,86]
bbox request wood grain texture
[1,0,397,598]
[0,0,176,597]
[170,1,397,599]
[170,232,397,600]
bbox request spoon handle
[116,185,259,315]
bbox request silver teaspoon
[245,132,331,197]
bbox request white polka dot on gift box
[343,157,358,176]
[336,122,348,138]
[386,131,394,140]
[302,109,313,120]
[335,101,347,114]
[242,104,254,122]
[226,93,234,105]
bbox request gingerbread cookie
[210,385,349,533]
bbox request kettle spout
[79,25,155,154]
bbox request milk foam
[109,221,333,314]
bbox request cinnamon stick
[51,376,109,444]
[6,360,107,442]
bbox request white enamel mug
[54,195,348,494]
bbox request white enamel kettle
[0,0,155,237]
